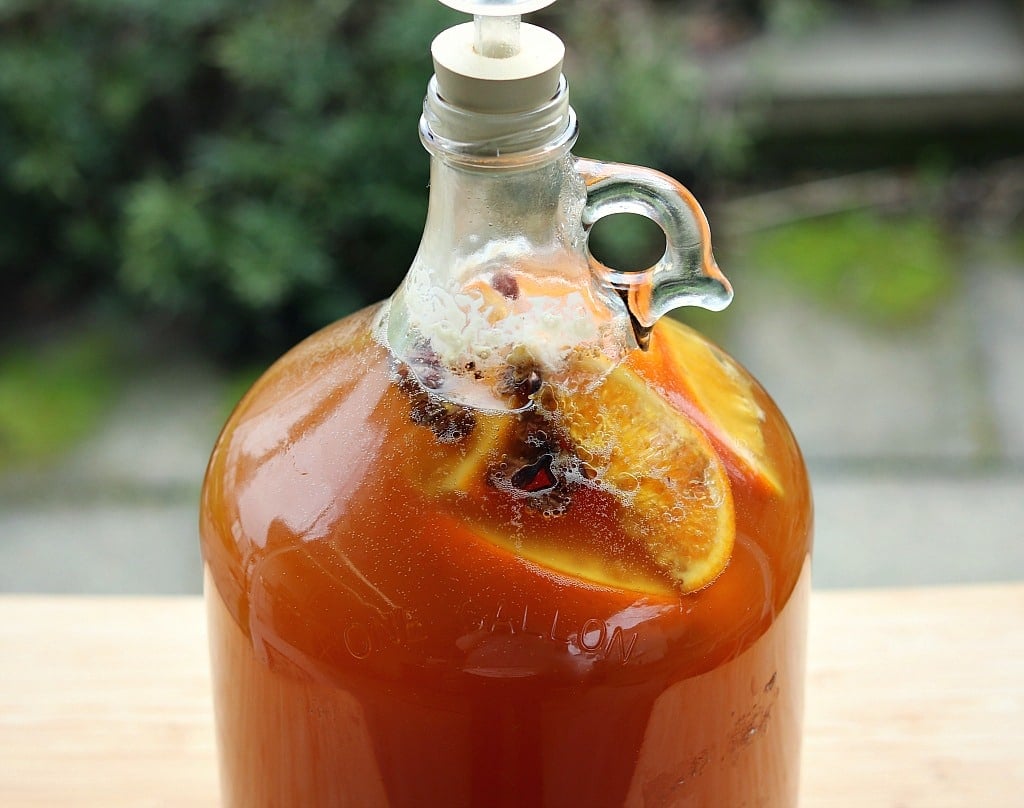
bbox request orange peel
[646,320,784,496]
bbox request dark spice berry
[511,453,557,493]
[484,408,581,517]
[398,369,476,443]
[408,339,442,370]
[491,271,520,300]
[497,358,543,410]
[420,368,445,390]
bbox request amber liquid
[201,305,813,807]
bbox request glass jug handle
[576,157,733,347]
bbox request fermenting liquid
[201,305,812,807]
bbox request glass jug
[200,3,812,805]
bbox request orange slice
[414,405,679,596]
[479,530,677,596]
[553,364,735,593]
[399,338,736,593]
[425,413,511,495]
[647,320,784,496]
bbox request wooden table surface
[1,584,1021,807]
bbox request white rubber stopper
[432,22,564,113]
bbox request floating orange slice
[399,322,739,593]
[553,364,735,593]
[638,319,784,497]
[425,413,511,495]
[417,407,678,596]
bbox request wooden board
[1,584,1021,807]
[802,584,1024,807]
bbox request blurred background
[1,0,1022,594]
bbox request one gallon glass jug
[200,2,813,805]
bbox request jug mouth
[419,75,578,170]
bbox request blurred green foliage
[564,1,755,176]
[0,0,751,359]
[745,211,955,324]
[0,329,118,466]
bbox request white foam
[402,264,602,375]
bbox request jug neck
[417,151,587,286]
[383,79,633,410]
